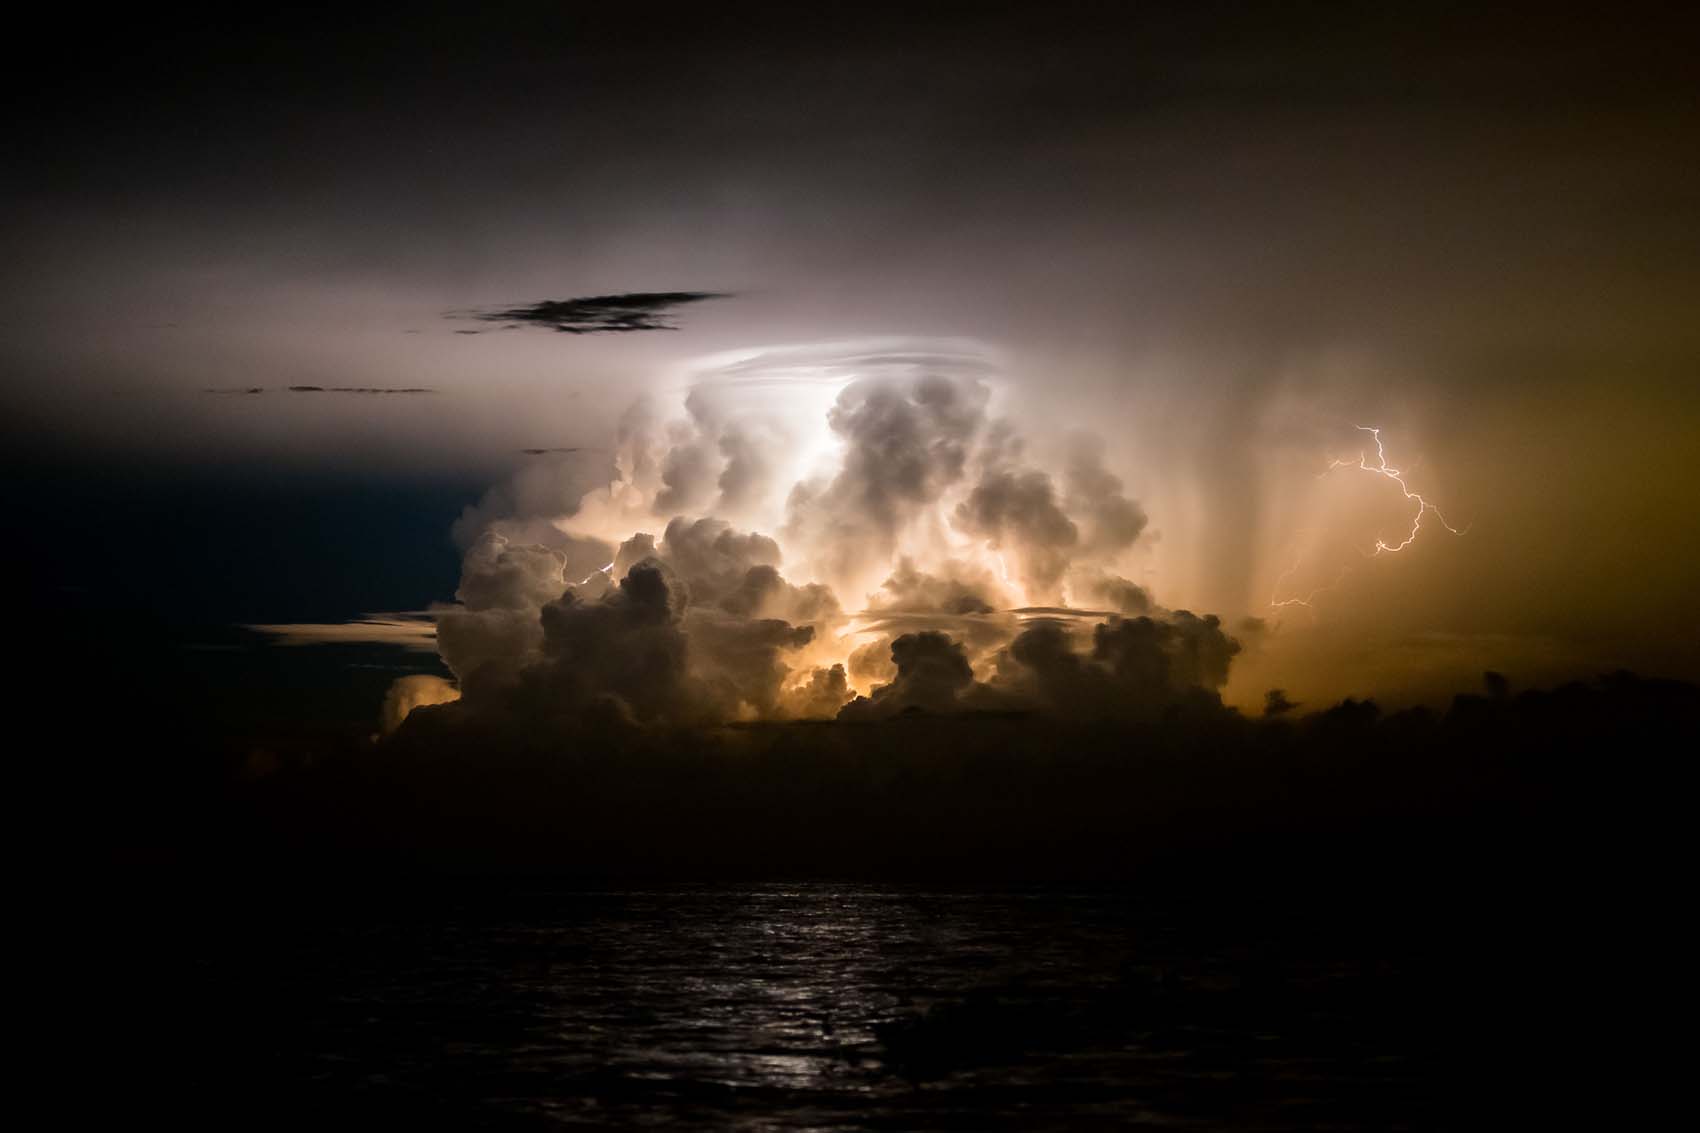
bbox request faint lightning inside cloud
[1269,556,1349,611]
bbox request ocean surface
[87,883,1520,1128]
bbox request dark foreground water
[91,882,1574,1128]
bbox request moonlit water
[154,885,1448,1128]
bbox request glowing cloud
[390,339,1220,732]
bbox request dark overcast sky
[4,1,1697,708]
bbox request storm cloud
[376,341,1263,750]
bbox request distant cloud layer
[204,386,436,395]
[455,291,730,334]
[244,613,438,650]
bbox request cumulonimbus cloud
[375,339,1238,742]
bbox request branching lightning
[1328,426,1467,555]
[1270,425,1467,614]
[1269,556,1350,611]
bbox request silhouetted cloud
[216,665,1700,883]
[839,630,987,719]
[520,447,582,456]
[455,291,729,334]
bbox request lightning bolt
[1269,556,1350,611]
[578,561,615,586]
[1327,426,1467,555]
[1270,425,1467,615]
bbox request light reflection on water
[190,885,1437,1127]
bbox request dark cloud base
[163,670,1694,889]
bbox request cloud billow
[394,339,1227,746]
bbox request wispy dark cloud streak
[456,292,729,335]
[288,386,436,395]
